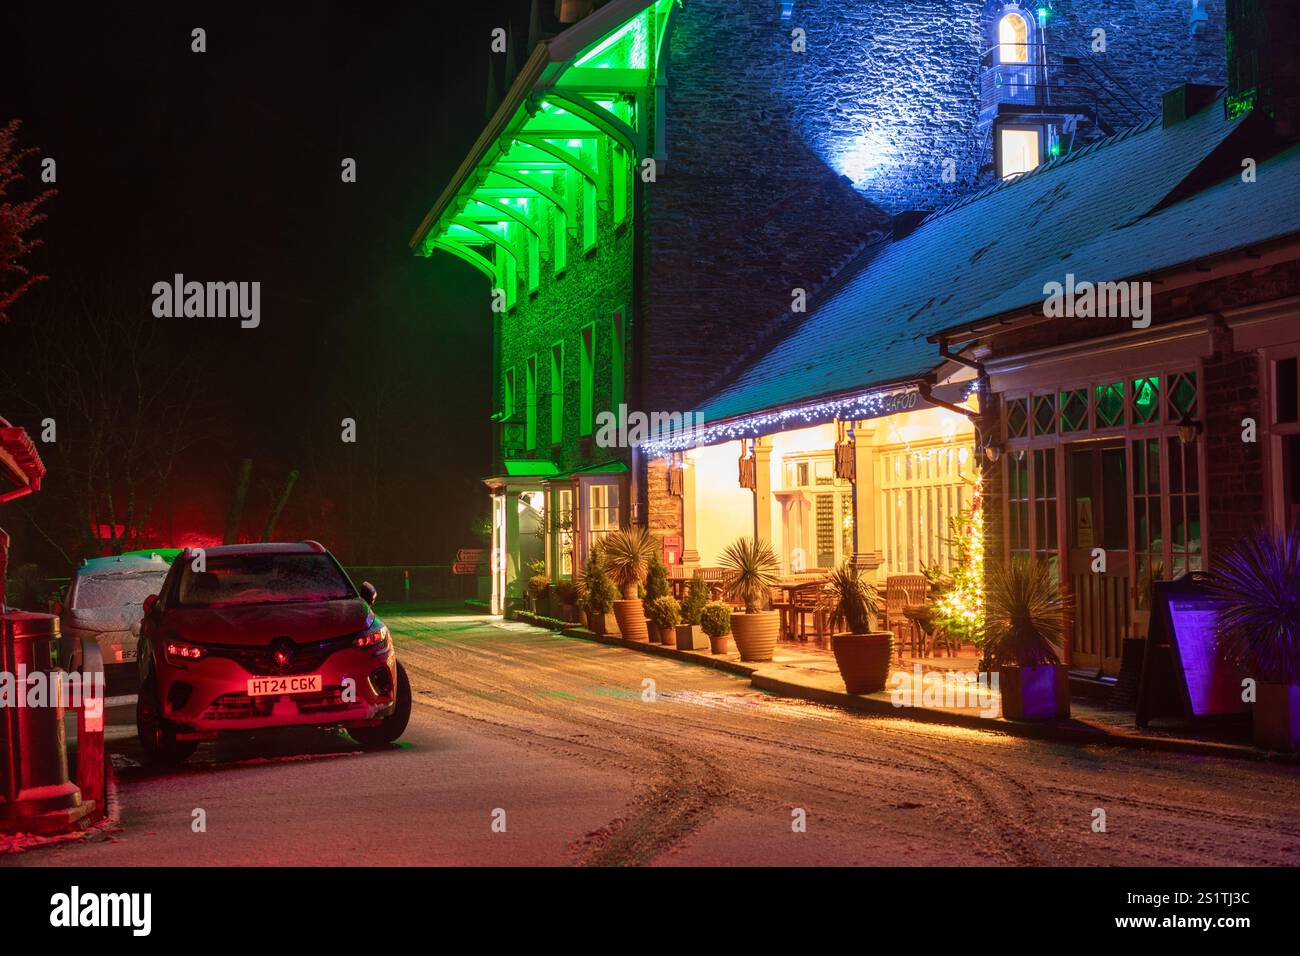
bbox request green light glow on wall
[418,0,678,299]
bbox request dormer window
[998,11,1030,64]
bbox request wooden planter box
[585,610,618,636]
[998,664,1071,721]
[674,624,709,651]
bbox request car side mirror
[142,594,160,618]
[360,582,378,606]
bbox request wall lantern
[982,440,1004,463]
[1177,410,1204,445]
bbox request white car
[61,553,173,686]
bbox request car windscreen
[71,571,169,610]
[175,554,354,608]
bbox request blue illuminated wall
[643,0,1226,412]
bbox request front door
[1066,441,1130,675]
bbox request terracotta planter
[831,631,894,694]
[586,609,617,636]
[730,610,781,662]
[612,599,649,642]
[675,624,709,651]
[997,664,1070,721]
[655,624,676,644]
[707,632,730,654]
[1254,682,1300,751]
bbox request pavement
[5,606,1300,866]
[561,622,1284,764]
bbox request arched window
[998,12,1029,64]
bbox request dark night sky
[0,1,538,566]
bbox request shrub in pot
[602,527,658,642]
[675,577,710,650]
[645,555,670,601]
[700,600,732,655]
[645,595,681,645]
[554,580,580,623]
[1206,527,1300,751]
[981,557,1070,721]
[720,536,781,662]
[527,574,550,616]
[579,551,617,636]
[822,562,892,693]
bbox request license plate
[247,675,322,697]
[109,643,137,663]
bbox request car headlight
[164,639,207,666]
[353,623,391,653]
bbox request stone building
[411,0,1228,614]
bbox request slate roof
[695,99,1267,425]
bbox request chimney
[1162,83,1220,127]
[555,0,594,25]
[1226,0,1300,140]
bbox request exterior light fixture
[983,441,1003,463]
[1177,410,1204,445]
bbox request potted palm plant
[646,595,681,645]
[675,576,710,650]
[700,600,732,655]
[981,557,1070,720]
[602,527,658,642]
[720,536,781,662]
[1206,527,1300,751]
[822,562,892,693]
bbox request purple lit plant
[1205,527,1300,685]
[980,557,1067,667]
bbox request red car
[136,541,411,764]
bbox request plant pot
[656,624,676,645]
[997,664,1070,721]
[560,603,578,623]
[612,599,649,642]
[707,632,730,654]
[1254,682,1300,751]
[831,631,894,694]
[585,609,618,636]
[675,624,709,651]
[730,610,781,662]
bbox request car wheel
[136,675,198,765]
[349,661,412,749]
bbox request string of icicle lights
[639,386,921,458]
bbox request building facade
[412,0,1227,614]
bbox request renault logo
[272,638,295,668]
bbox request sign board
[1136,573,1249,726]
[452,562,481,575]
[456,548,487,565]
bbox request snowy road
[9,610,1300,866]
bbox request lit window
[525,356,537,450]
[550,343,564,446]
[999,127,1040,179]
[998,12,1029,63]
[580,325,594,436]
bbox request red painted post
[76,642,107,820]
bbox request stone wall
[642,0,1226,415]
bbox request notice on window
[1074,498,1094,549]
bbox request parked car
[60,552,174,691]
[136,541,411,763]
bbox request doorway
[1066,440,1130,675]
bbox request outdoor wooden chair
[884,574,929,658]
[790,581,831,641]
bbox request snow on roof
[695,100,1253,425]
